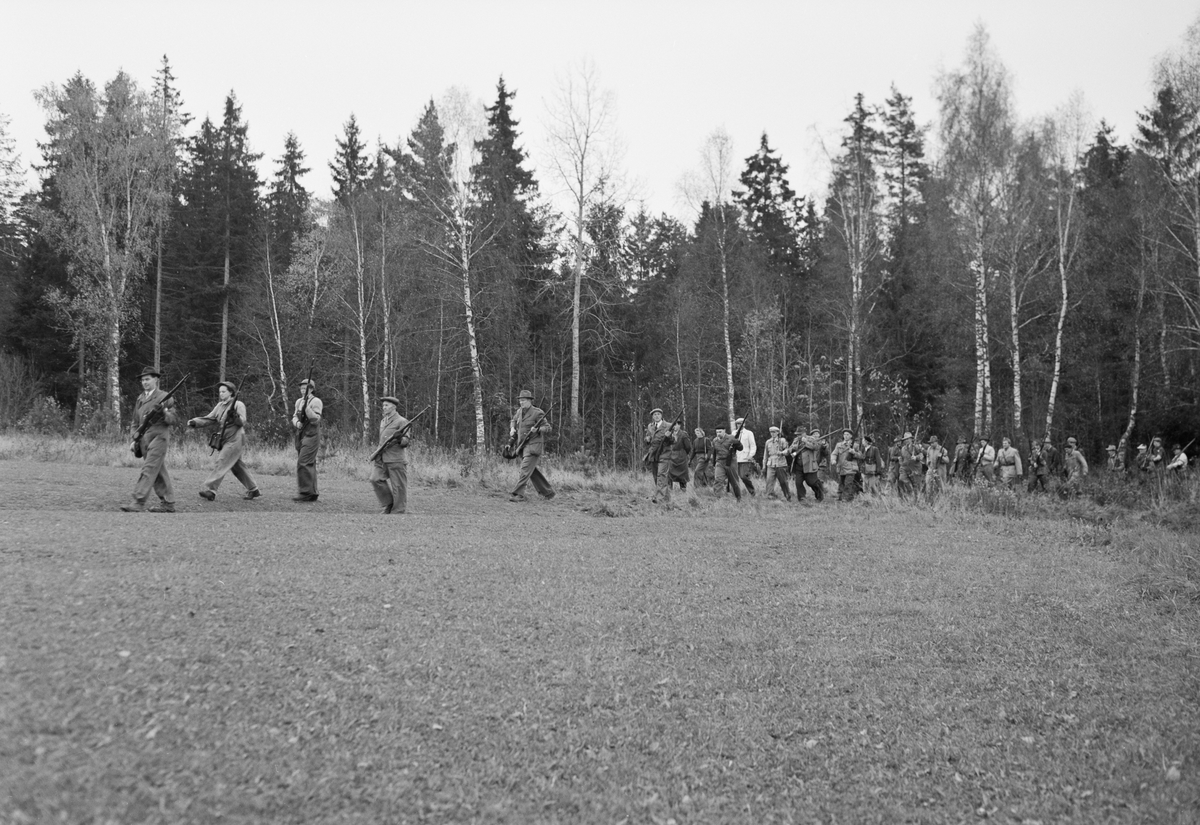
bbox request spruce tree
[267,131,310,272]
[735,132,803,279]
[330,114,373,203]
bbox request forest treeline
[1,24,1199,465]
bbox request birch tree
[827,94,885,428]
[937,25,1015,437]
[422,87,492,453]
[1041,96,1091,441]
[37,71,171,420]
[544,58,621,435]
[681,128,737,422]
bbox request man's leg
[370,461,393,513]
[389,461,408,513]
[297,432,320,498]
[740,464,755,496]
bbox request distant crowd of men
[116,367,1191,513]
[641,409,1193,504]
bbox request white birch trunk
[1009,265,1022,436]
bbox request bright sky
[2,0,1197,220]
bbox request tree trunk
[461,233,486,453]
[154,232,163,371]
[1009,265,1022,437]
[1122,262,1147,449]
[570,212,583,435]
[1043,242,1069,441]
[718,222,735,425]
[972,257,987,437]
[220,221,230,381]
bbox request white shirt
[1168,451,1188,471]
[736,426,757,465]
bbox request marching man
[122,367,179,513]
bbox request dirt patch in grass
[1,459,1197,823]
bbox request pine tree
[735,132,803,279]
[267,131,310,271]
[330,114,373,203]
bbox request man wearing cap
[763,426,792,501]
[1149,436,1166,480]
[689,427,714,488]
[831,429,860,502]
[509,389,554,502]
[1027,442,1050,493]
[122,367,179,512]
[1135,442,1152,482]
[1167,443,1189,479]
[291,377,323,502]
[712,426,742,500]
[951,436,971,483]
[995,436,1023,489]
[734,417,758,496]
[790,428,827,502]
[1105,444,1118,472]
[860,435,883,496]
[974,436,996,484]
[188,380,260,502]
[896,432,921,499]
[1041,437,1059,479]
[371,396,410,514]
[1063,436,1088,496]
[643,409,670,475]
[924,435,950,497]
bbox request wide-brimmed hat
[137,366,160,379]
[517,389,534,401]
[218,381,237,394]
[902,431,913,440]
[380,396,400,406]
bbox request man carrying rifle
[647,410,681,503]
[291,376,323,502]
[690,427,715,488]
[509,389,555,503]
[122,367,179,513]
[188,380,260,502]
[371,396,410,514]
[763,425,792,501]
[734,416,758,496]
[790,427,828,502]
[712,425,742,501]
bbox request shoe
[199,490,216,501]
[244,489,261,500]
[542,491,556,501]
[293,494,318,502]
[148,502,176,513]
[508,494,527,503]
[120,501,145,512]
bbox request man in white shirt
[734,417,757,497]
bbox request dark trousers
[796,471,823,501]
[296,427,320,497]
[715,462,742,500]
[371,459,407,513]
[738,462,756,495]
[838,473,858,501]
[513,452,554,498]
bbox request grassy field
[1,441,1198,823]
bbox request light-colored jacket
[511,406,550,457]
[735,427,757,465]
[764,436,789,469]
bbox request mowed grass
[1,458,1198,824]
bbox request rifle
[294,360,315,451]
[505,409,548,461]
[369,404,430,462]
[131,374,189,458]
[210,374,247,455]
[649,412,684,469]
[726,418,747,468]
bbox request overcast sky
[3,0,1197,220]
